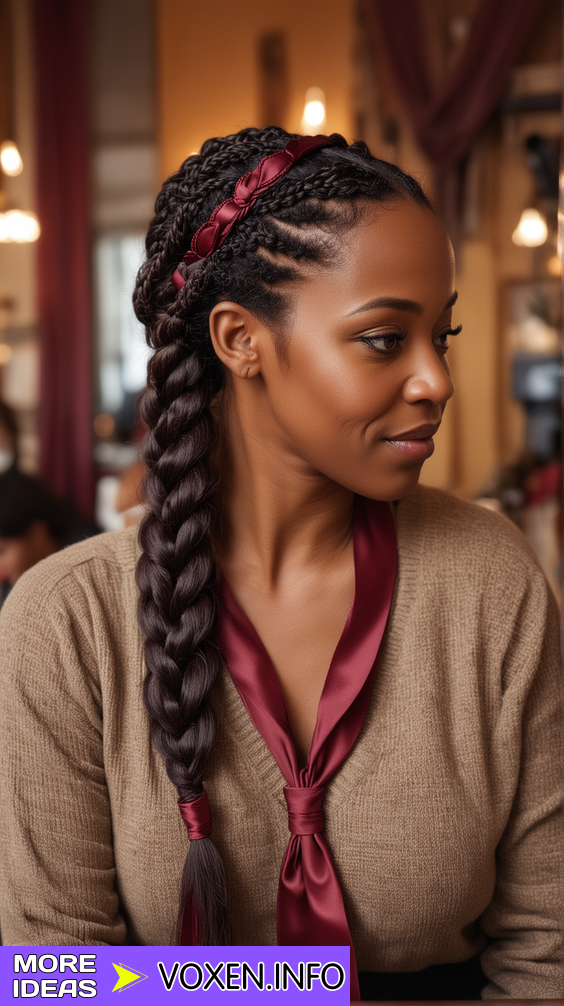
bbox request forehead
[295,200,455,317]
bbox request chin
[358,465,423,502]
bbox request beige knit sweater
[0,485,561,999]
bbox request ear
[209,302,263,380]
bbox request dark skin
[210,200,457,764]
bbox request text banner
[1,946,350,1003]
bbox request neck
[212,387,354,590]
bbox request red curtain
[32,0,94,520]
[366,0,547,231]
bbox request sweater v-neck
[216,495,397,788]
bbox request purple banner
[1,946,349,1003]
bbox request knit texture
[0,485,561,998]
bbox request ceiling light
[301,88,326,134]
[304,101,325,127]
[0,210,40,242]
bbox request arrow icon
[111,962,149,992]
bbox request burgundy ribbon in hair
[212,496,397,1002]
[178,791,212,841]
[177,792,213,947]
[171,134,334,291]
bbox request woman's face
[245,199,457,502]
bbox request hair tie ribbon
[178,791,212,841]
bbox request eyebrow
[347,291,458,316]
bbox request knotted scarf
[214,496,397,1001]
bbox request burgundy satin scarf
[215,496,397,1002]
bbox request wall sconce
[0,140,23,176]
[301,87,326,134]
[510,206,546,247]
[511,208,548,247]
[0,209,40,242]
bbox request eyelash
[360,324,463,356]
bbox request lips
[385,423,440,441]
[383,423,440,461]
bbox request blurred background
[0,0,561,598]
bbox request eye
[433,324,462,352]
[359,330,406,355]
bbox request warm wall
[0,0,37,332]
[0,0,39,473]
[157,0,355,180]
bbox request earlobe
[209,302,262,380]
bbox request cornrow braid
[133,126,432,945]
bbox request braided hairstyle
[133,126,432,945]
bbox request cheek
[277,344,397,434]
[261,345,423,499]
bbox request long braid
[133,126,432,945]
[136,263,229,943]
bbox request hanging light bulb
[301,87,326,134]
[0,140,23,176]
[0,210,40,242]
[511,208,548,247]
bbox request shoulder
[0,524,140,628]
[393,486,559,699]
[398,483,540,566]
[395,483,553,610]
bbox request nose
[402,343,454,406]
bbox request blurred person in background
[0,401,20,475]
[521,437,562,602]
[0,468,99,597]
[114,417,148,528]
[114,457,147,527]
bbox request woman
[0,128,561,1001]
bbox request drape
[32,0,94,519]
[366,0,547,236]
